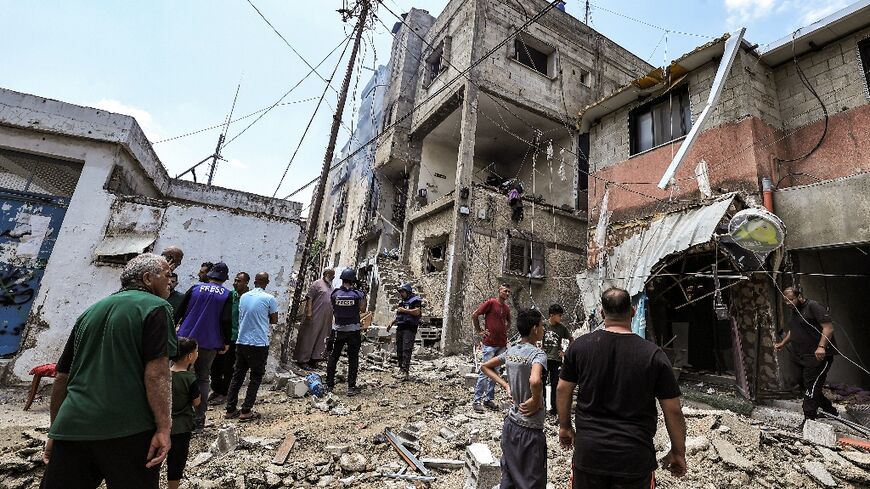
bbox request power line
[588,2,716,39]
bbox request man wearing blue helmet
[387,283,423,381]
[325,268,367,396]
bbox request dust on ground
[1,354,869,488]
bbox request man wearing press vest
[387,283,423,381]
[325,268,367,396]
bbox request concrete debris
[841,449,870,468]
[421,458,466,470]
[286,376,308,398]
[803,419,838,448]
[210,425,239,457]
[685,435,711,455]
[711,439,753,470]
[464,443,500,489]
[189,452,213,467]
[803,461,837,487]
[439,427,457,441]
[339,453,368,473]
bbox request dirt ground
[1,353,869,488]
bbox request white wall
[419,139,458,203]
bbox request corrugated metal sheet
[577,195,734,314]
[93,234,157,257]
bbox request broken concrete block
[421,458,465,470]
[325,444,350,456]
[711,439,752,470]
[287,376,308,398]
[439,427,457,441]
[190,452,213,467]
[803,419,838,448]
[685,436,710,455]
[211,426,238,457]
[842,450,870,468]
[338,453,367,472]
[464,443,500,489]
[273,372,291,391]
[464,373,479,389]
[803,461,837,487]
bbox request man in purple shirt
[175,262,232,433]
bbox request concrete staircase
[372,255,437,343]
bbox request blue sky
[0,0,853,209]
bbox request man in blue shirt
[325,268,367,396]
[224,272,278,422]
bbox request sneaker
[208,394,227,406]
[483,400,500,411]
[225,409,240,419]
[472,402,485,414]
[296,362,311,371]
[347,386,362,397]
[306,361,321,370]
[239,410,262,422]
[400,371,411,382]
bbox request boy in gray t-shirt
[481,308,548,488]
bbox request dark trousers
[500,417,547,489]
[572,467,654,489]
[790,353,835,418]
[209,342,236,396]
[226,344,269,413]
[326,330,361,388]
[545,359,561,411]
[193,348,218,425]
[167,432,192,481]
[41,430,159,489]
[395,326,417,372]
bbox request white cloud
[93,98,165,142]
[798,0,850,26]
[724,0,777,26]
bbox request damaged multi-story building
[577,1,870,398]
[312,1,652,352]
[0,88,304,382]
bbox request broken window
[383,101,396,127]
[423,236,448,273]
[859,37,870,91]
[333,189,348,227]
[423,39,449,87]
[504,236,545,278]
[94,201,164,266]
[579,69,591,87]
[629,85,692,155]
[513,34,555,77]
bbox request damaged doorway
[647,250,737,382]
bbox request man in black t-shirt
[557,288,686,489]
[774,286,837,420]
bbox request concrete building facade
[0,88,303,382]
[578,2,870,395]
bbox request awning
[577,195,734,314]
[93,234,157,257]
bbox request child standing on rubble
[481,308,548,489]
[168,337,201,489]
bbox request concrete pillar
[441,82,479,355]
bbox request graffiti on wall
[0,191,67,356]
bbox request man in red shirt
[472,284,512,413]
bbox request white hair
[121,253,167,287]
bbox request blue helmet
[399,283,413,295]
[339,268,357,282]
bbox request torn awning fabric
[577,195,735,316]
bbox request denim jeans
[474,345,506,402]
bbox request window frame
[858,37,870,99]
[629,85,692,156]
[503,236,546,278]
[511,33,556,78]
[423,38,449,88]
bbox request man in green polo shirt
[41,253,173,489]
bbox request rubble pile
[0,353,868,488]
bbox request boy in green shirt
[542,303,572,415]
[169,337,201,489]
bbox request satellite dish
[728,207,785,255]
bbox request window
[629,86,692,155]
[504,237,545,278]
[579,69,591,87]
[333,189,348,227]
[423,38,451,87]
[859,37,870,93]
[513,34,555,77]
[423,235,448,273]
[383,101,396,127]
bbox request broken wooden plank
[384,428,429,476]
[271,434,296,465]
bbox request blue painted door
[0,190,68,356]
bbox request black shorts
[572,466,654,489]
[41,430,159,489]
[167,432,192,481]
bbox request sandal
[239,410,262,422]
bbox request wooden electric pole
[283,0,370,362]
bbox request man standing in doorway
[774,286,837,421]
[175,262,232,432]
[41,253,172,489]
[387,283,423,380]
[225,272,278,421]
[325,268,367,396]
[209,272,250,406]
[294,268,336,370]
[557,287,686,488]
[472,284,512,414]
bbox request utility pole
[584,0,590,25]
[284,0,370,362]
